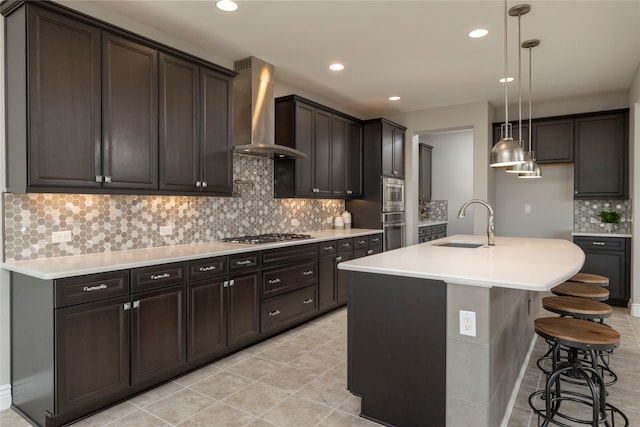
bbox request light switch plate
[459,310,477,337]
[52,231,72,243]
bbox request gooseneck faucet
[457,199,495,246]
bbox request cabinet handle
[336,256,343,262]
[342,243,351,248]
[268,278,281,284]
[195,181,202,188]
[236,259,253,266]
[358,240,366,245]
[228,279,235,287]
[202,181,208,188]
[199,265,218,272]
[366,249,374,255]
[223,280,229,288]
[593,242,606,246]
[150,272,170,280]
[347,190,352,195]
[95,175,103,182]
[104,176,112,183]
[393,171,398,175]
[268,310,281,317]
[123,302,131,311]
[83,283,107,292]
[302,270,314,276]
[133,300,140,309]
[323,246,335,251]
[303,298,314,305]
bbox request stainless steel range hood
[233,57,306,159]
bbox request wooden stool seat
[542,296,612,320]
[534,317,619,350]
[568,272,609,287]
[551,282,609,301]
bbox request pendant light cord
[528,45,533,153]
[503,0,509,132]
[517,12,522,144]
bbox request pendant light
[506,4,534,173]
[519,39,542,179]
[490,0,526,168]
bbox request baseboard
[500,334,537,427]
[0,383,11,411]
[631,302,640,318]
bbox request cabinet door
[336,251,353,304]
[381,123,395,177]
[294,102,315,196]
[318,255,337,310]
[574,113,628,198]
[331,116,348,197]
[227,273,260,348]
[347,121,363,197]
[532,118,573,163]
[102,33,158,190]
[314,110,332,196]
[188,279,226,363]
[159,53,199,192]
[27,8,102,189]
[392,126,405,178]
[200,67,233,195]
[419,144,432,201]
[131,285,186,385]
[56,296,130,414]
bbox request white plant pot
[603,223,613,232]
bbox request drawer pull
[323,246,335,251]
[268,310,281,317]
[303,298,314,305]
[150,273,170,280]
[366,249,374,255]
[133,300,140,309]
[341,244,351,248]
[268,278,281,284]
[83,283,107,292]
[358,240,366,245]
[228,279,235,287]
[593,242,606,246]
[336,256,343,262]
[236,260,253,266]
[302,270,314,276]
[199,265,218,272]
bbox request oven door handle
[383,222,406,228]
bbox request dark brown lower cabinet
[336,251,353,305]
[131,284,186,386]
[226,272,260,348]
[318,254,337,311]
[55,295,130,415]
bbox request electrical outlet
[291,218,300,227]
[459,310,476,337]
[52,231,72,243]
[524,204,531,214]
[159,225,173,236]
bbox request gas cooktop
[222,233,312,245]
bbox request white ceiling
[68,1,640,118]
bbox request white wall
[495,164,574,240]
[629,61,640,317]
[388,102,495,246]
[420,130,474,236]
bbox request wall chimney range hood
[233,56,306,159]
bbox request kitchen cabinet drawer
[573,236,626,251]
[337,238,354,253]
[131,262,185,292]
[262,243,318,266]
[354,236,369,249]
[229,252,260,273]
[188,256,227,281]
[261,285,318,333]
[55,270,129,307]
[369,234,382,248]
[262,260,318,298]
[319,241,337,256]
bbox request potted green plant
[596,210,621,232]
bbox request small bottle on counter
[334,216,345,229]
[342,211,352,229]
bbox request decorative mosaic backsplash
[573,199,632,234]
[3,155,344,261]
[419,200,448,222]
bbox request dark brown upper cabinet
[364,119,406,179]
[274,95,363,199]
[159,54,233,195]
[419,143,433,202]
[3,1,235,195]
[531,118,573,164]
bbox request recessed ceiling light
[468,29,488,38]
[216,0,238,12]
[329,63,344,71]
[499,77,515,83]
[389,96,400,101]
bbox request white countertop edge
[418,220,448,227]
[2,228,382,280]
[572,232,632,238]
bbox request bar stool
[568,273,609,287]
[539,296,617,386]
[551,282,609,301]
[529,317,627,426]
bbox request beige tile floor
[1,302,639,427]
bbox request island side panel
[348,272,446,427]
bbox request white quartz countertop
[2,228,381,280]
[338,234,585,291]
[572,232,632,238]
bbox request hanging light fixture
[490,0,526,168]
[506,4,534,174]
[519,38,542,179]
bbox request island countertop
[338,234,585,291]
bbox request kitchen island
[338,235,584,427]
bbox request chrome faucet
[457,199,495,246]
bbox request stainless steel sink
[434,242,485,248]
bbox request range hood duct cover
[233,57,306,159]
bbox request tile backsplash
[3,155,344,261]
[573,199,632,234]
[419,200,448,222]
